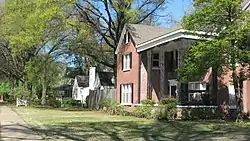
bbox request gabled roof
[115,23,183,53]
[127,24,181,46]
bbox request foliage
[160,98,176,105]
[180,107,218,120]
[141,99,156,106]
[0,82,10,95]
[25,55,66,105]
[62,98,81,108]
[99,99,123,115]
[47,98,61,108]
[181,0,250,121]
[133,106,153,119]
[13,84,30,100]
[152,104,177,120]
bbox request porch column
[177,39,186,104]
[147,50,152,99]
[159,46,164,99]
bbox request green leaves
[3,0,72,54]
[0,82,10,95]
[180,0,250,82]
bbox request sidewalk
[0,106,43,141]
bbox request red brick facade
[116,41,139,104]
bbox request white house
[72,67,114,104]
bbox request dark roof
[76,75,89,87]
[127,24,182,47]
[98,72,114,86]
[53,84,73,91]
[75,72,114,88]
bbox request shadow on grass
[24,120,250,141]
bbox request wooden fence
[86,88,116,110]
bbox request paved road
[0,106,43,141]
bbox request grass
[12,107,250,141]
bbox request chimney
[89,67,96,90]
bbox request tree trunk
[41,81,47,106]
[232,71,244,122]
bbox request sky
[159,0,192,27]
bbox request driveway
[0,105,43,141]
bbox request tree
[73,0,169,76]
[25,55,65,105]
[181,0,250,121]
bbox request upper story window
[152,52,160,68]
[123,31,130,44]
[123,53,132,71]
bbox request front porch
[140,39,217,106]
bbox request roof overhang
[136,29,210,52]
[243,1,250,10]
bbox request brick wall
[116,41,139,104]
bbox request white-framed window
[121,84,132,104]
[188,82,207,102]
[188,82,206,91]
[152,52,159,68]
[123,53,131,71]
[124,31,130,44]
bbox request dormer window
[124,31,130,44]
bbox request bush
[133,106,153,119]
[47,99,61,108]
[141,99,156,106]
[62,98,81,108]
[160,98,176,105]
[31,99,41,106]
[152,104,177,120]
[100,99,122,115]
[180,107,218,120]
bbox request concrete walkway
[0,106,43,141]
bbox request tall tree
[181,0,250,122]
[25,55,65,105]
[73,0,169,76]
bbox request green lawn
[13,107,250,141]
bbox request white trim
[136,31,208,52]
[176,105,217,108]
[123,68,131,72]
[115,24,128,54]
[243,1,250,10]
[121,103,133,106]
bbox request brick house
[115,1,250,113]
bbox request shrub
[152,104,177,120]
[160,98,176,105]
[133,106,153,119]
[141,99,156,106]
[47,99,61,108]
[180,107,218,120]
[31,99,41,106]
[100,99,122,115]
[62,98,81,107]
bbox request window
[152,52,159,68]
[188,82,206,91]
[124,31,130,44]
[121,84,133,104]
[123,53,132,71]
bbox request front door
[169,80,177,97]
